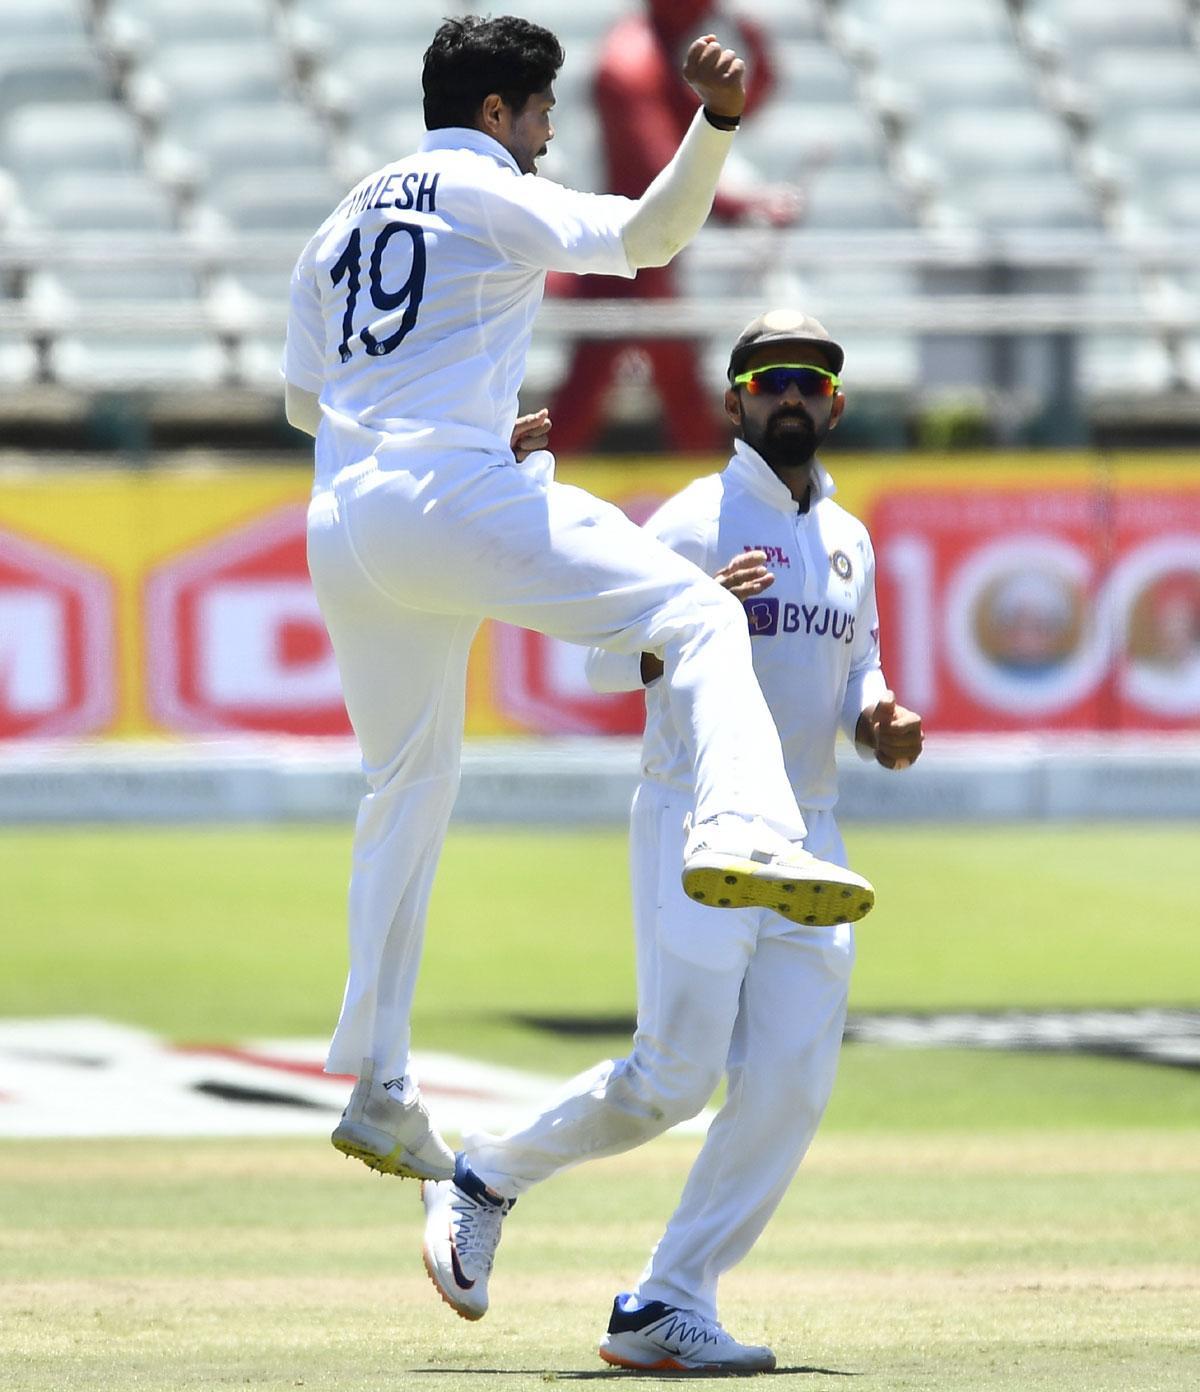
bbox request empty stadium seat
[1100,109,1200,189]
[157,100,332,191]
[955,171,1102,231]
[1,101,143,190]
[837,0,1017,65]
[928,107,1076,177]
[1021,0,1194,74]
[0,46,111,121]
[463,0,635,44]
[1149,176,1200,230]
[773,42,859,104]
[316,43,426,129]
[30,169,176,229]
[799,168,916,230]
[289,0,469,60]
[204,169,346,304]
[207,171,345,235]
[727,0,828,42]
[737,102,888,177]
[1086,49,1200,120]
[873,43,1043,124]
[126,41,292,133]
[99,0,277,64]
[35,248,226,390]
[342,106,429,182]
[0,0,88,49]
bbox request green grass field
[2,823,1198,1390]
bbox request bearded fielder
[420,310,924,1372]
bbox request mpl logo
[145,506,350,736]
[0,527,115,739]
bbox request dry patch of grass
[2,1134,1198,1392]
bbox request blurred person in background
[545,0,802,454]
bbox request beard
[743,407,827,471]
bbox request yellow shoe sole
[682,855,875,927]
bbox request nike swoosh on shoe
[449,1240,475,1290]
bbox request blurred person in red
[546,0,801,453]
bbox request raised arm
[621,35,747,269]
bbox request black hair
[423,16,564,130]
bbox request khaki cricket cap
[728,310,845,380]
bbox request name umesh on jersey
[339,170,441,219]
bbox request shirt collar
[418,126,522,176]
[727,438,837,514]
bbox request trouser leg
[345,456,807,841]
[330,767,459,1083]
[465,786,753,1197]
[309,450,811,1088]
[634,816,854,1320]
[308,483,477,1081]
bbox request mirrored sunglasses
[733,363,841,398]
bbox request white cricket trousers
[306,446,809,1085]
[465,782,854,1321]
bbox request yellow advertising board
[0,453,1197,739]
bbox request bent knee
[615,1054,722,1129]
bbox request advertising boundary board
[1,454,1198,740]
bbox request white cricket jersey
[285,128,637,485]
[587,440,889,810]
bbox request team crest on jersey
[830,549,853,581]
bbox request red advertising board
[872,487,1200,732]
[144,506,352,736]
[0,527,115,738]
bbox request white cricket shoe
[682,816,875,927]
[421,1154,514,1321]
[599,1295,777,1374]
[331,1061,455,1181]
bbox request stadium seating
[0,47,111,123]
[2,100,142,187]
[0,0,1192,436]
[126,41,292,135]
[727,0,828,43]
[99,0,278,64]
[1020,0,1195,76]
[0,0,90,48]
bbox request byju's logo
[745,596,779,635]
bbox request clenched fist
[683,34,747,120]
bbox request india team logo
[830,549,853,581]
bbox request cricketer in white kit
[420,311,924,1373]
[283,17,874,1189]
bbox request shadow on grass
[411,1368,859,1380]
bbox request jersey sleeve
[475,174,637,278]
[840,533,889,754]
[283,246,326,393]
[583,646,646,693]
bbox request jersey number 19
[330,221,426,363]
